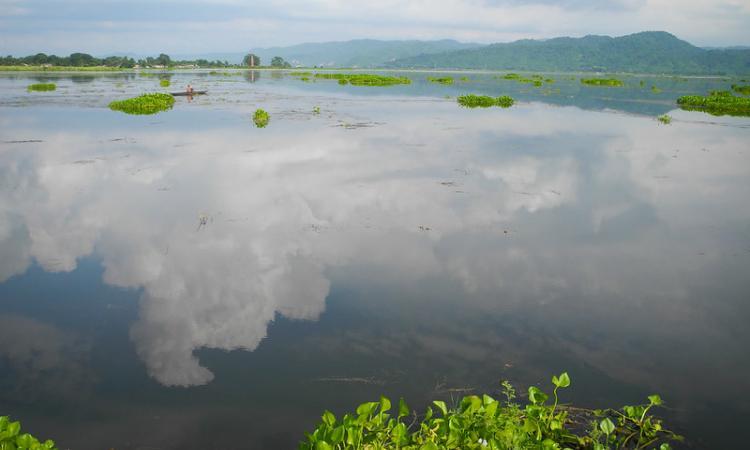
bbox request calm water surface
[1,70,749,449]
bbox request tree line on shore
[1,52,292,69]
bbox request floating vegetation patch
[677,90,750,116]
[314,73,411,86]
[300,373,681,450]
[498,73,550,87]
[457,94,514,108]
[159,79,170,87]
[460,76,470,82]
[580,78,624,87]
[27,83,56,92]
[732,84,750,95]
[651,85,662,94]
[1,416,58,450]
[312,106,320,114]
[428,76,454,85]
[657,114,672,124]
[289,71,313,77]
[253,109,270,128]
[501,73,520,80]
[108,93,175,115]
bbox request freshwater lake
[0,70,749,449]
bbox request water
[1,70,749,449]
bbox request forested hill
[385,32,750,75]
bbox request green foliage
[313,106,321,114]
[314,73,411,86]
[428,77,454,85]
[581,78,624,87]
[300,373,681,450]
[253,109,270,128]
[108,93,175,115]
[26,83,56,92]
[243,53,261,67]
[457,94,515,108]
[732,84,750,95]
[657,114,672,124]
[651,86,662,94]
[677,90,750,116]
[271,56,292,68]
[159,79,170,87]
[0,416,57,450]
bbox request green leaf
[648,394,663,406]
[330,426,344,444]
[356,401,378,417]
[420,442,439,450]
[556,372,571,388]
[380,396,392,413]
[314,441,332,450]
[599,417,615,435]
[398,397,410,419]
[432,400,448,416]
[528,387,548,405]
[659,444,672,450]
[321,410,336,427]
[7,422,20,438]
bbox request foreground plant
[300,373,681,450]
[253,108,270,128]
[457,94,514,108]
[677,90,750,116]
[108,93,175,115]
[27,83,56,92]
[0,416,57,450]
[581,78,623,87]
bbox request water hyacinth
[108,93,175,115]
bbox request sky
[1,0,749,56]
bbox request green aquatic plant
[657,114,672,124]
[27,83,56,92]
[460,76,470,82]
[428,76,454,85]
[108,93,175,115]
[457,94,514,108]
[581,78,624,87]
[651,85,662,94]
[300,373,681,450]
[677,90,750,116]
[159,79,170,87]
[732,84,750,95]
[502,73,521,80]
[314,73,411,86]
[0,416,57,450]
[313,106,321,114]
[253,108,270,128]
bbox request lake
[1,70,749,449]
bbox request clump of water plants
[732,84,750,95]
[657,114,672,124]
[27,83,56,92]
[108,93,175,115]
[253,108,270,128]
[314,73,411,86]
[312,106,321,114]
[677,90,750,116]
[457,94,514,108]
[502,73,520,80]
[159,79,170,87]
[581,78,624,87]
[428,77,454,85]
[0,416,57,450]
[651,85,662,94]
[300,373,681,450]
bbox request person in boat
[186,84,194,95]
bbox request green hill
[386,31,750,75]
[252,39,481,68]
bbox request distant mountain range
[385,32,750,75]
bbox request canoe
[171,90,207,96]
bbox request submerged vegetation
[27,83,56,92]
[677,90,750,116]
[300,373,680,450]
[732,84,750,95]
[313,73,411,86]
[108,93,175,115]
[428,77,454,85]
[0,416,57,450]
[580,78,624,87]
[457,94,515,108]
[253,109,270,128]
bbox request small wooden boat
[171,90,207,96]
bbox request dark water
[0,70,749,449]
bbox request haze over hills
[385,31,750,75]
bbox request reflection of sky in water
[0,75,749,449]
